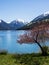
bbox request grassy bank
[0,53,49,65]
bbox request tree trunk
[35,40,47,56]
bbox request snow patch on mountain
[43,11,49,16]
[17,19,24,23]
[0,20,1,23]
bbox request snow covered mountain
[9,19,26,29]
[0,11,49,30]
[0,19,27,30]
[19,11,49,30]
[0,20,9,30]
[32,11,49,22]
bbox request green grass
[0,53,49,65]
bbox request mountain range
[0,11,49,30]
[0,19,26,30]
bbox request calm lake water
[0,30,49,54]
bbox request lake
[0,30,49,54]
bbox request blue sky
[0,0,49,23]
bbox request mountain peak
[16,19,25,23]
[43,11,49,16]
